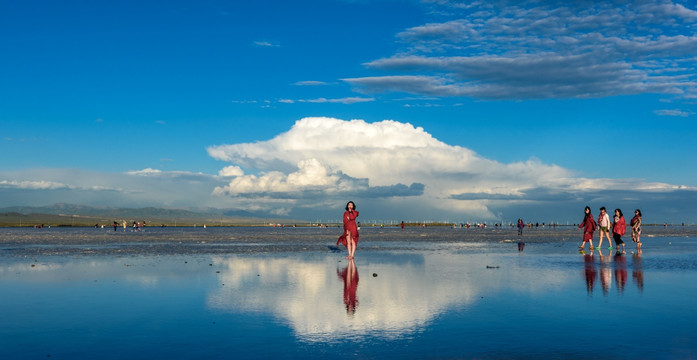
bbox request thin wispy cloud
[253,40,280,47]
[293,81,330,86]
[654,109,693,117]
[278,97,375,104]
[298,97,374,104]
[0,180,70,190]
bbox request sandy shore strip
[1,226,694,257]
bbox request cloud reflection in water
[206,253,572,341]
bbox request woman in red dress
[337,201,359,259]
[578,206,597,250]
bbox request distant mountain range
[0,203,294,226]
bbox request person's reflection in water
[614,252,628,294]
[597,248,613,296]
[632,249,644,293]
[583,249,597,296]
[337,259,359,315]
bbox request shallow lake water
[1,226,696,359]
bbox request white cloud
[207,117,697,220]
[238,97,375,106]
[218,165,244,177]
[127,168,163,176]
[654,109,693,117]
[295,97,375,104]
[0,168,230,209]
[253,40,279,47]
[207,117,562,216]
[293,80,330,86]
[0,180,70,190]
[212,158,368,199]
[126,168,212,181]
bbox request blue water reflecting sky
[1,231,697,359]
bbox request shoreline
[1,226,694,257]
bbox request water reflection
[205,253,572,341]
[583,251,597,295]
[632,251,644,293]
[581,249,646,296]
[337,260,359,315]
[614,253,628,294]
[597,249,612,296]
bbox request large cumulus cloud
[206,117,696,221]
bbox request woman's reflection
[597,248,612,296]
[337,259,359,315]
[614,252,628,294]
[632,250,643,293]
[583,250,597,296]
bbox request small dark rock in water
[209,264,212,266]
[216,271,220,273]
[486,265,500,269]
[31,264,35,267]
[372,273,378,277]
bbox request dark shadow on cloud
[127,170,221,183]
[452,188,697,223]
[221,182,424,200]
[360,182,425,198]
[451,187,581,201]
[226,189,333,200]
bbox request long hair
[635,209,642,217]
[345,201,357,211]
[615,208,623,217]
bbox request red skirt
[583,232,593,241]
[337,227,359,247]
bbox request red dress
[337,210,359,247]
[579,213,597,241]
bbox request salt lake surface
[1,226,696,359]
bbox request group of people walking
[335,201,646,259]
[579,206,642,253]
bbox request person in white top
[597,206,612,249]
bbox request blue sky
[1,0,696,224]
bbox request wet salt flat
[2,226,697,359]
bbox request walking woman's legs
[348,238,356,259]
[346,232,355,259]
